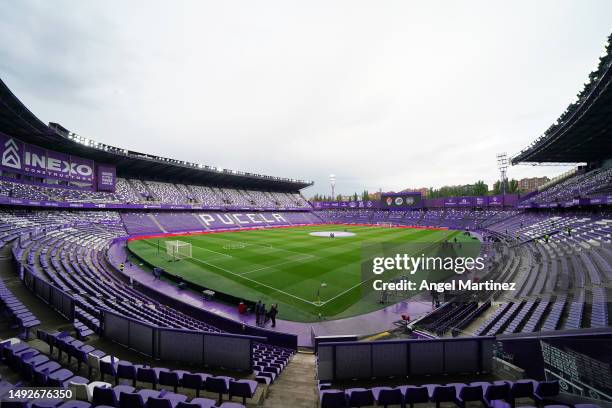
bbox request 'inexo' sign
[0,132,112,185]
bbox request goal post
[165,240,192,261]
[375,222,394,228]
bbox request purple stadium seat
[178,398,216,408]
[92,386,119,407]
[62,376,89,389]
[534,381,560,406]
[205,376,231,404]
[119,391,146,408]
[113,384,136,398]
[181,373,206,397]
[430,385,457,408]
[451,383,484,407]
[508,380,534,405]
[372,387,403,408]
[19,353,49,379]
[345,387,374,407]
[158,371,181,393]
[484,383,510,408]
[145,392,188,408]
[320,389,348,408]
[137,389,162,403]
[58,401,92,408]
[402,385,430,408]
[99,359,117,382]
[33,361,62,385]
[137,367,158,389]
[117,362,138,386]
[47,368,75,387]
[1,399,29,408]
[29,400,63,408]
[228,379,257,404]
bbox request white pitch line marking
[239,254,316,276]
[317,233,457,306]
[187,255,319,306]
[202,234,316,258]
[197,246,234,258]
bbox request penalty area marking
[201,234,315,258]
[141,238,319,305]
[187,254,321,306]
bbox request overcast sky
[0,1,610,197]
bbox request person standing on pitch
[255,300,262,326]
[261,304,268,325]
[269,304,278,328]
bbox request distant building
[401,187,429,197]
[519,176,550,192]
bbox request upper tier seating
[524,167,612,205]
[0,178,309,210]
[314,208,520,230]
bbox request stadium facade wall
[101,308,265,370]
[317,336,495,381]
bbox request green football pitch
[127,225,477,322]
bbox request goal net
[165,240,192,261]
[376,222,394,228]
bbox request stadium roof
[0,78,313,191]
[512,33,612,165]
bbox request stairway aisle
[263,352,318,408]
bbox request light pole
[496,153,508,195]
[329,174,336,200]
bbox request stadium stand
[1,32,611,407]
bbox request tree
[508,179,519,193]
[473,180,488,196]
[492,179,519,195]
[492,181,501,195]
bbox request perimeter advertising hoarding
[439,195,511,207]
[312,200,378,209]
[0,132,115,189]
[315,194,521,209]
[380,192,423,209]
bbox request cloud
[0,0,610,196]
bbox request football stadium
[0,3,611,408]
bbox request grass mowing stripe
[129,225,478,322]
[239,254,316,276]
[318,230,458,306]
[141,239,319,305]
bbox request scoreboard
[380,192,422,209]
